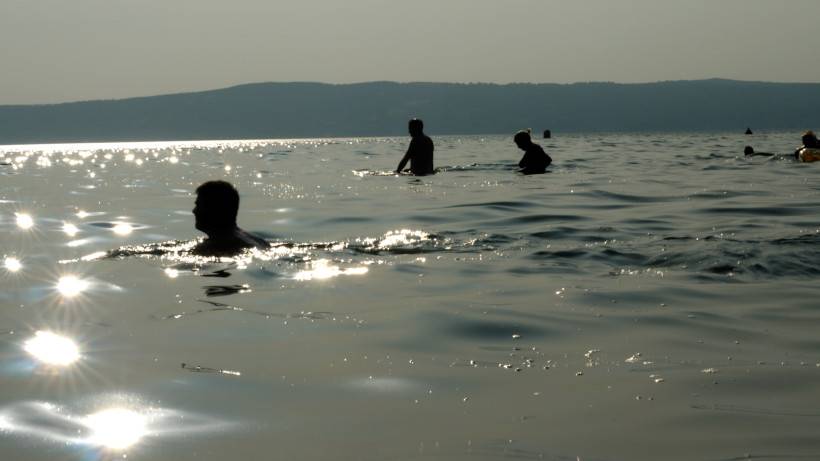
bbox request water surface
[1,132,819,460]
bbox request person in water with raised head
[395,118,434,175]
[514,130,552,174]
[794,130,819,160]
[191,180,270,256]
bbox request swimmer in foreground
[794,130,819,160]
[514,130,552,174]
[395,118,435,175]
[191,180,270,256]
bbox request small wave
[698,206,815,217]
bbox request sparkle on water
[112,222,134,236]
[84,408,148,450]
[294,259,369,281]
[56,275,90,297]
[62,222,79,237]
[15,213,34,230]
[4,256,22,273]
[23,331,81,366]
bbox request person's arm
[396,140,416,173]
[396,151,411,173]
[518,151,530,169]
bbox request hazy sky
[1,0,818,104]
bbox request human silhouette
[743,146,773,157]
[191,180,270,256]
[745,127,753,135]
[395,118,434,175]
[543,129,552,139]
[514,130,552,174]
[794,130,819,160]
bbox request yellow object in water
[799,148,820,162]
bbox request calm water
[1,132,820,461]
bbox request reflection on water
[111,222,134,236]
[0,398,232,453]
[23,331,81,366]
[15,213,34,230]
[4,256,22,273]
[3,135,820,460]
[85,408,147,449]
[56,275,90,298]
[294,259,369,281]
[376,229,430,249]
[61,222,79,237]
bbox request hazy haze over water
[1,0,819,104]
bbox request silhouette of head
[744,146,754,155]
[408,118,424,137]
[514,130,532,149]
[193,180,240,235]
[803,130,818,148]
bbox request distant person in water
[794,130,819,159]
[744,146,774,157]
[192,180,270,256]
[395,118,434,175]
[514,130,552,174]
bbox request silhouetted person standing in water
[396,118,434,175]
[514,130,552,174]
[192,180,270,256]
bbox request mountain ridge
[1,79,818,144]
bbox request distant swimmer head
[193,180,239,234]
[803,130,818,148]
[744,146,754,156]
[408,118,424,137]
[514,130,532,149]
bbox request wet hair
[803,130,818,147]
[408,118,424,131]
[514,130,532,144]
[744,146,754,155]
[196,180,240,223]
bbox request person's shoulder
[236,228,270,249]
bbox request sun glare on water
[62,222,79,237]
[294,259,369,281]
[56,275,90,297]
[84,408,148,450]
[112,222,133,236]
[4,257,22,273]
[15,213,34,230]
[23,331,81,366]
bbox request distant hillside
[1,79,819,144]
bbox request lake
[1,131,819,460]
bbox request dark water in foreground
[1,132,820,461]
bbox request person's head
[514,130,532,150]
[802,130,818,148]
[408,118,424,137]
[744,145,754,156]
[193,180,240,235]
